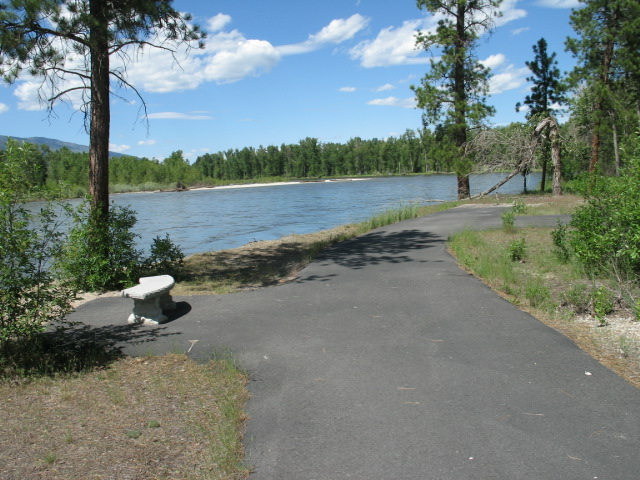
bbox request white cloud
[129,14,367,89]
[14,81,46,111]
[138,139,156,146]
[0,103,8,114]
[277,14,369,55]
[339,86,357,92]
[207,13,232,32]
[350,2,525,68]
[311,14,369,44]
[489,64,529,94]
[109,143,131,153]
[350,19,432,67]
[495,0,528,27]
[481,53,507,70]
[511,27,530,35]
[375,83,395,92]
[202,35,282,84]
[147,112,214,120]
[368,96,416,109]
[536,0,581,8]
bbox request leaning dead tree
[466,116,562,199]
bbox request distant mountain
[0,135,130,158]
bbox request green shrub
[593,286,614,326]
[512,198,527,214]
[508,237,526,262]
[142,234,185,278]
[570,139,640,281]
[551,220,572,263]
[56,202,185,292]
[501,209,516,231]
[0,140,77,343]
[57,202,143,291]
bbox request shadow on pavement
[313,228,442,270]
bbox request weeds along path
[69,206,640,480]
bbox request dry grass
[0,354,249,480]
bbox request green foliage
[593,286,614,326]
[508,237,527,262]
[142,234,185,278]
[57,202,142,291]
[0,140,76,344]
[512,198,527,214]
[55,201,185,292]
[551,220,572,263]
[569,142,640,280]
[501,209,516,231]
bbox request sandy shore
[188,177,370,192]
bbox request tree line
[15,128,454,195]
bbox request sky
[0,0,582,161]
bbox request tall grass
[449,227,586,314]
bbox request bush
[56,202,185,292]
[508,237,526,262]
[570,138,640,281]
[592,286,614,326]
[0,140,77,343]
[142,234,185,278]
[512,198,527,214]
[502,209,516,231]
[57,202,143,291]
[551,220,572,263]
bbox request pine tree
[516,38,566,191]
[565,0,640,172]
[411,0,502,199]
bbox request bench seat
[121,275,176,325]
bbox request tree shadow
[0,320,181,381]
[308,228,443,271]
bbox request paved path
[70,206,640,480]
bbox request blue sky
[0,0,581,161]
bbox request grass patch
[449,226,640,388]
[0,354,249,479]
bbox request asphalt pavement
[69,206,640,480]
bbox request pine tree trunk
[89,0,110,221]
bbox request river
[101,173,540,256]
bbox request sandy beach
[188,177,370,192]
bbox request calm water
[106,173,539,256]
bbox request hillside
[0,135,129,158]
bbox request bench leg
[128,296,168,325]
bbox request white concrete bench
[121,275,176,325]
